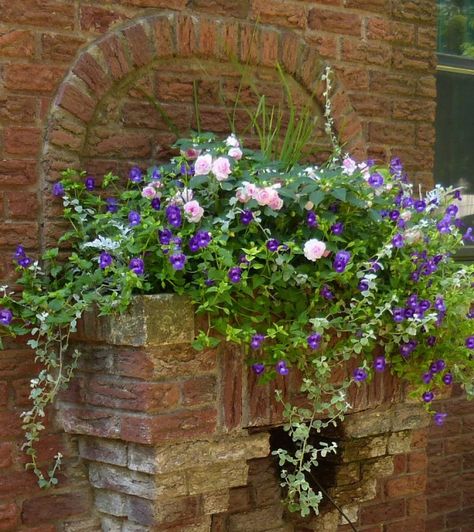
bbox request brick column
[56,295,269,530]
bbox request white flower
[225,134,240,147]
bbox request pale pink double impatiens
[303,239,328,261]
[194,154,213,176]
[194,154,232,181]
[236,182,283,210]
[183,200,204,223]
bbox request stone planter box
[56,295,430,531]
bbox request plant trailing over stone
[0,81,473,516]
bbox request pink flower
[255,187,274,206]
[181,147,201,160]
[268,193,283,210]
[194,154,213,176]
[173,188,194,205]
[225,134,240,148]
[236,182,257,203]
[183,200,204,223]
[228,147,243,160]
[141,186,156,199]
[303,239,327,261]
[212,157,231,181]
[342,157,357,176]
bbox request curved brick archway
[39,10,365,249]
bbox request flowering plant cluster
[0,130,473,514]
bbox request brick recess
[0,1,469,531]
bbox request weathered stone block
[388,431,412,454]
[187,461,249,495]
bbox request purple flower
[306,211,318,228]
[392,234,404,248]
[466,336,474,349]
[426,336,437,347]
[320,285,334,300]
[150,167,161,180]
[166,205,182,228]
[128,211,141,227]
[373,356,386,372]
[85,177,95,191]
[238,254,250,266]
[353,368,367,382]
[333,251,351,273]
[106,197,119,213]
[99,251,113,269]
[446,204,458,217]
[52,182,65,197]
[437,218,451,233]
[463,227,474,242]
[250,334,265,350]
[368,172,384,188]
[422,391,434,403]
[390,157,403,174]
[18,256,32,268]
[434,297,446,312]
[436,359,446,372]
[404,308,415,319]
[159,229,173,245]
[129,166,143,183]
[266,239,279,252]
[380,209,389,218]
[358,279,369,291]
[240,210,253,225]
[331,222,344,235]
[189,236,200,253]
[422,372,432,384]
[389,210,400,221]
[407,293,418,308]
[369,260,382,272]
[442,373,453,385]
[400,340,417,358]
[169,253,187,271]
[307,333,322,350]
[228,267,242,283]
[419,300,431,312]
[0,308,13,326]
[434,412,448,426]
[414,200,426,212]
[252,363,265,375]
[129,257,144,275]
[430,361,440,374]
[196,231,211,248]
[14,245,25,259]
[204,277,215,287]
[151,197,161,211]
[276,360,289,376]
[392,308,405,323]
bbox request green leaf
[331,188,347,202]
[309,190,325,207]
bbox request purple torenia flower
[368,172,384,188]
[422,391,434,403]
[466,336,474,349]
[14,246,25,259]
[169,253,187,271]
[0,308,13,326]
[392,307,405,323]
[18,256,32,268]
[320,285,334,300]
[189,237,200,253]
[389,210,400,221]
[443,373,453,385]
[166,205,182,228]
[52,182,65,197]
[392,234,404,248]
[434,412,448,426]
[400,340,417,358]
[128,211,141,227]
[307,333,322,350]
[266,239,279,252]
[331,222,344,235]
[358,279,369,291]
[129,166,143,183]
[228,267,242,283]
[151,197,161,211]
[373,356,386,372]
[414,200,426,212]
[390,157,403,174]
[402,197,414,208]
[333,251,351,273]
[464,227,474,242]
[240,210,253,225]
[427,336,437,347]
[250,334,265,350]
[353,368,368,382]
[129,257,144,275]
[196,231,211,248]
[85,177,95,191]
[436,359,446,372]
[106,197,119,213]
[159,229,173,245]
[276,360,289,376]
[437,218,451,233]
[434,297,446,312]
[252,363,265,375]
[306,211,318,228]
[446,204,458,217]
[99,251,113,269]
[422,372,432,384]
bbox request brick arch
[40,11,365,245]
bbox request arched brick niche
[40,10,365,249]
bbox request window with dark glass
[435,0,474,260]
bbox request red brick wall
[1,1,470,530]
